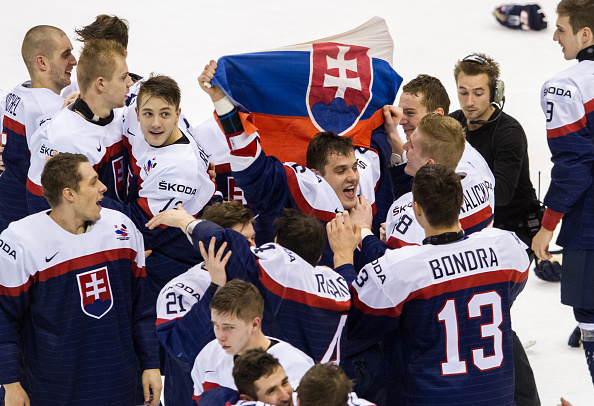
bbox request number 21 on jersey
[437,291,503,375]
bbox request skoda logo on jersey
[114,224,130,240]
[76,267,114,319]
[306,42,373,135]
[143,157,157,176]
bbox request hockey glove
[494,4,547,31]
[533,258,562,282]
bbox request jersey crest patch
[306,42,373,135]
[76,267,114,319]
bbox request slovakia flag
[211,16,402,165]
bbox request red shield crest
[76,267,114,319]
[306,42,373,135]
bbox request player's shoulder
[268,337,313,362]
[469,227,526,247]
[542,63,591,101]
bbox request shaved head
[21,25,66,73]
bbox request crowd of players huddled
[0,1,593,405]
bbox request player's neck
[424,223,462,239]
[162,127,183,147]
[81,93,114,119]
[49,207,88,235]
[29,75,60,95]
[245,331,271,354]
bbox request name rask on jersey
[315,273,349,298]
[427,246,500,280]
[5,93,21,116]
[0,238,17,260]
[460,180,493,214]
[158,181,198,195]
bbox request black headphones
[462,54,505,104]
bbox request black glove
[494,4,547,31]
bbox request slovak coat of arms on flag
[307,43,372,135]
[76,267,114,319]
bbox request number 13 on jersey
[437,291,504,375]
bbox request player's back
[350,228,529,405]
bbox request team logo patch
[306,42,373,135]
[76,267,113,319]
[143,157,157,176]
[114,224,130,240]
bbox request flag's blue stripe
[213,51,401,119]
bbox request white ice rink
[1,0,593,404]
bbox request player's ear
[62,187,76,203]
[434,107,445,116]
[252,316,261,329]
[95,77,105,93]
[36,55,48,72]
[239,394,254,401]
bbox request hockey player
[336,164,530,405]
[383,74,451,199]
[369,114,494,253]
[149,207,353,366]
[532,0,594,386]
[201,352,376,406]
[27,39,133,214]
[0,25,77,233]
[190,280,313,403]
[0,153,161,405]
[202,200,256,244]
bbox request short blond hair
[417,114,465,171]
[77,39,126,93]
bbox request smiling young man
[26,39,133,215]
[0,153,161,405]
[531,0,594,386]
[190,280,313,404]
[0,25,77,233]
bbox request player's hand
[383,105,404,155]
[141,368,162,406]
[348,196,373,230]
[0,145,5,171]
[4,382,30,406]
[199,237,231,287]
[146,203,196,231]
[557,398,573,406]
[327,211,361,267]
[207,162,216,182]
[531,227,554,260]
[380,222,387,242]
[198,60,225,102]
[62,90,80,108]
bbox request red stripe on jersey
[215,163,231,174]
[0,248,143,297]
[547,115,587,138]
[352,267,528,317]
[386,237,417,249]
[203,382,222,392]
[284,167,337,222]
[156,317,181,326]
[138,197,155,220]
[585,97,594,115]
[26,177,44,196]
[460,205,493,229]
[3,116,26,136]
[257,261,351,311]
[95,140,123,169]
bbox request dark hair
[210,279,264,322]
[75,15,129,49]
[416,113,465,171]
[77,39,127,93]
[402,74,451,115]
[412,164,463,229]
[202,200,255,229]
[233,349,281,400]
[297,364,352,406]
[453,53,500,98]
[306,131,354,174]
[21,25,66,73]
[557,0,594,34]
[274,209,326,266]
[137,74,181,110]
[41,153,89,208]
